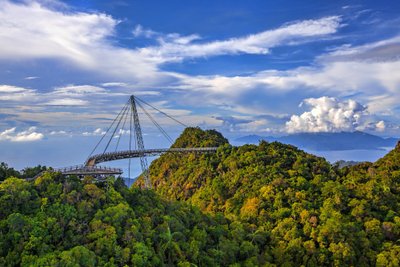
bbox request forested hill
[0,174,263,266]
[146,127,400,266]
[1,127,400,266]
[148,127,334,208]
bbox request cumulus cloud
[286,97,370,133]
[0,127,44,142]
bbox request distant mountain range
[235,131,398,151]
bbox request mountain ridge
[235,131,398,151]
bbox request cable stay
[135,96,188,128]
[86,94,190,189]
[88,100,130,159]
[137,101,174,144]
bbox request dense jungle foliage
[0,127,399,266]
[148,127,400,266]
[0,174,259,266]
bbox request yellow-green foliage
[1,127,400,266]
[148,128,400,266]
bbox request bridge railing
[53,165,122,173]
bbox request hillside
[1,128,400,266]
[146,128,400,266]
[0,174,262,266]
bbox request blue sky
[0,0,400,170]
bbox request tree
[59,246,97,267]
[0,162,20,181]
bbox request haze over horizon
[0,0,400,169]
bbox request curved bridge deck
[85,147,218,166]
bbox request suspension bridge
[43,95,217,188]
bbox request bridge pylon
[130,95,150,188]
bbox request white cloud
[0,85,37,101]
[0,127,44,142]
[321,36,400,62]
[285,97,385,133]
[51,85,107,96]
[0,1,115,62]
[0,0,340,70]
[133,24,202,45]
[132,24,158,38]
[1,0,342,85]
[0,0,398,136]
[49,130,67,135]
[0,85,29,93]
[0,83,123,106]
[176,59,400,93]
[101,82,128,87]
[173,52,400,117]
[139,16,342,62]
[113,129,131,138]
[134,91,161,96]
[82,128,106,136]
[375,120,386,132]
[44,98,89,106]
[24,76,39,80]
[118,129,130,135]
[0,0,160,81]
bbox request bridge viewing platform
[29,165,123,181]
[54,165,123,176]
